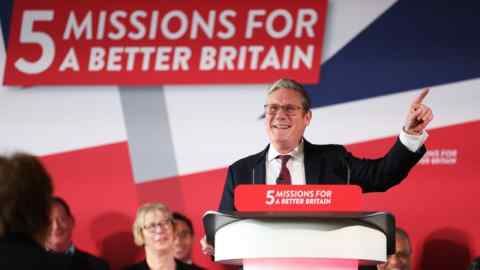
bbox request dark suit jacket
[47,247,109,270]
[124,259,204,270]
[0,233,68,270]
[359,265,378,270]
[69,248,110,270]
[219,138,425,211]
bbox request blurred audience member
[45,196,110,270]
[468,257,480,270]
[125,203,203,270]
[173,212,205,269]
[360,227,411,270]
[377,228,412,270]
[0,153,65,269]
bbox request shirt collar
[46,243,75,255]
[66,243,76,255]
[267,139,304,162]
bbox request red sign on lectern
[235,185,362,212]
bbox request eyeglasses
[264,104,304,116]
[143,219,172,232]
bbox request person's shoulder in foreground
[73,248,110,270]
[0,153,68,269]
[0,232,64,270]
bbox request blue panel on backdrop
[0,0,13,49]
[306,0,480,108]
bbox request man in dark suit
[202,78,433,253]
[218,78,433,212]
[45,196,110,270]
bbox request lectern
[204,185,395,270]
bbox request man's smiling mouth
[273,124,291,129]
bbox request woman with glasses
[125,202,203,270]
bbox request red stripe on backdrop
[37,121,480,270]
[136,121,480,270]
[136,168,231,270]
[41,142,140,270]
[348,120,480,270]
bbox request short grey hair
[268,78,311,111]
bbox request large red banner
[4,0,327,85]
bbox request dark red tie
[276,155,292,184]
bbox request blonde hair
[132,202,174,246]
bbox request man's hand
[200,235,214,256]
[404,88,433,135]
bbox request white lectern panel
[215,219,386,263]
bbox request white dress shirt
[266,140,306,185]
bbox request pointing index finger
[411,88,430,105]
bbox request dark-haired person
[125,203,203,270]
[360,228,412,270]
[202,78,433,254]
[173,212,205,269]
[45,196,110,270]
[468,257,480,270]
[377,228,412,270]
[0,153,65,269]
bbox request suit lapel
[253,145,268,184]
[304,139,321,184]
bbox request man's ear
[305,110,312,125]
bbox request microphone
[343,156,351,185]
[252,168,255,184]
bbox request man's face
[174,219,193,262]
[45,203,74,252]
[265,88,311,153]
[377,235,411,270]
